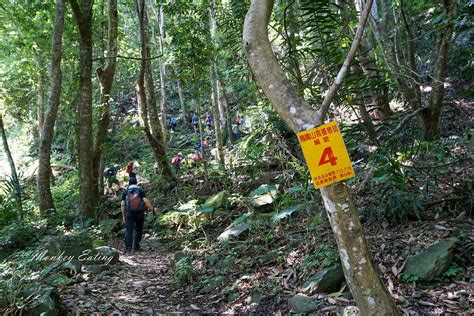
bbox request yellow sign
[297,121,355,189]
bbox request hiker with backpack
[171,153,183,172]
[121,177,156,253]
[103,165,119,195]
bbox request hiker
[194,139,202,152]
[171,153,183,172]
[192,150,202,161]
[192,113,199,133]
[170,117,177,132]
[121,177,156,253]
[125,161,141,182]
[202,137,211,158]
[103,166,119,195]
[236,114,242,126]
[232,124,240,139]
[205,112,213,130]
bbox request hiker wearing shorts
[192,113,199,134]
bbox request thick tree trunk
[37,0,65,215]
[137,0,174,181]
[140,3,164,141]
[422,0,456,141]
[243,1,398,315]
[92,0,118,201]
[70,0,95,219]
[0,114,23,221]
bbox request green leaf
[195,205,214,213]
[250,184,279,196]
[272,205,302,223]
[178,199,198,212]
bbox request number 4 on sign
[318,147,338,166]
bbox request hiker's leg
[124,215,134,251]
[134,212,145,250]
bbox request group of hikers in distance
[103,111,244,254]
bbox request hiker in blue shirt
[205,112,213,130]
[121,177,156,254]
[192,113,199,133]
[170,117,177,132]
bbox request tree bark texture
[210,64,225,167]
[137,0,174,181]
[92,0,118,201]
[219,79,234,144]
[209,1,225,166]
[155,4,168,140]
[243,1,398,315]
[141,2,164,142]
[70,0,95,219]
[1,114,23,221]
[423,0,456,141]
[37,0,65,215]
[37,70,46,139]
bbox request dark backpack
[125,185,144,212]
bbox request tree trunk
[0,114,23,222]
[136,0,174,182]
[357,41,392,120]
[209,1,225,166]
[243,1,398,314]
[92,0,118,201]
[140,2,164,142]
[70,0,95,219]
[219,79,234,144]
[37,0,65,215]
[151,4,168,140]
[177,79,189,130]
[210,64,225,167]
[192,62,209,183]
[369,5,422,112]
[422,0,456,141]
[158,6,168,140]
[37,69,46,140]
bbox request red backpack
[171,156,182,166]
[126,185,144,212]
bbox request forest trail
[60,240,200,315]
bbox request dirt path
[60,240,201,315]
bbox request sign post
[297,122,355,189]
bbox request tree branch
[92,54,162,62]
[317,0,374,122]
